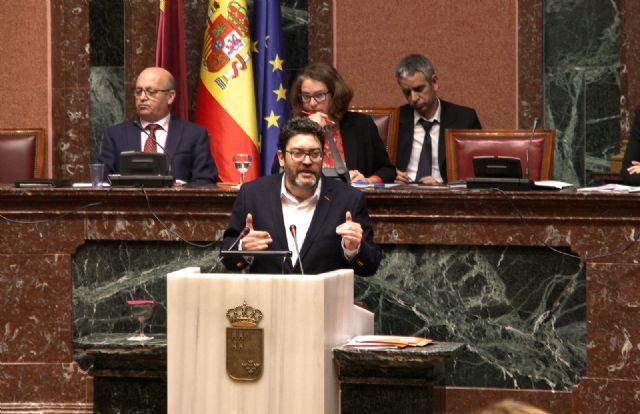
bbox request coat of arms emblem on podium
[226,301,264,381]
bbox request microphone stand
[289,224,304,275]
[209,226,250,272]
[323,125,350,184]
[524,117,539,181]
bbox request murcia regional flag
[194,0,259,183]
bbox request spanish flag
[194,0,259,183]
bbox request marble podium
[167,267,373,414]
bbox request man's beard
[285,163,319,190]
[295,174,317,188]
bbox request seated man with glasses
[221,117,381,276]
[98,67,218,184]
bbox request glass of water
[127,299,155,341]
[232,153,252,186]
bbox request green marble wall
[73,241,585,390]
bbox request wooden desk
[1,185,639,413]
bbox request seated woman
[272,63,396,183]
[621,105,640,186]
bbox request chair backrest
[445,129,555,181]
[349,107,399,163]
[0,128,46,183]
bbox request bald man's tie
[415,119,435,179]
[143,124,159,153]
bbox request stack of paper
[351,182,400,189]
[577,183,640,193]
[534,180,574,190]
[344,335,433,349]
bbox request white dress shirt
[140,114,170,153]
[280,176,321,266]
[406,98,443,182]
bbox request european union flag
[252,0,290,176]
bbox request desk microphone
[323,125,350,184]
[229,226,251,250]
[524,117,539,180]
[133,119,173,175]
[289,224,304,275]
[209,226,250,272]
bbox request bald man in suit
[99,67,218,184]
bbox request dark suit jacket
[621,105,640,186]
[98,118,218,183]
[221,174,381,276]
[270,111,397,183]
[396,100,481,182]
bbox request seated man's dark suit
[396,100,481,182]
[221,174,381,276]
[621,105,640,186]
[98,118,218,183]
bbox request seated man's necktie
[144,124,160,153]
[415,118,436,179]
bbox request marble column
[544,0,621,185]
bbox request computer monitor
[118,151,169,175]
[108,151,173,187]
[472,156,523,179]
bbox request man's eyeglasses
[300,91,330,103]
[285,149,323,162]
[134,88,173,98]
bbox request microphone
[289,224,304,275]
[323,125,351,184]
[229,226,251,251]
[133,119,173,175]
[524,117,539,180]
[209,226,250,272]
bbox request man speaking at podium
[98,67,218,184]
[221,117,381,276]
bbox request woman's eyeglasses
[300,92,330,103]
